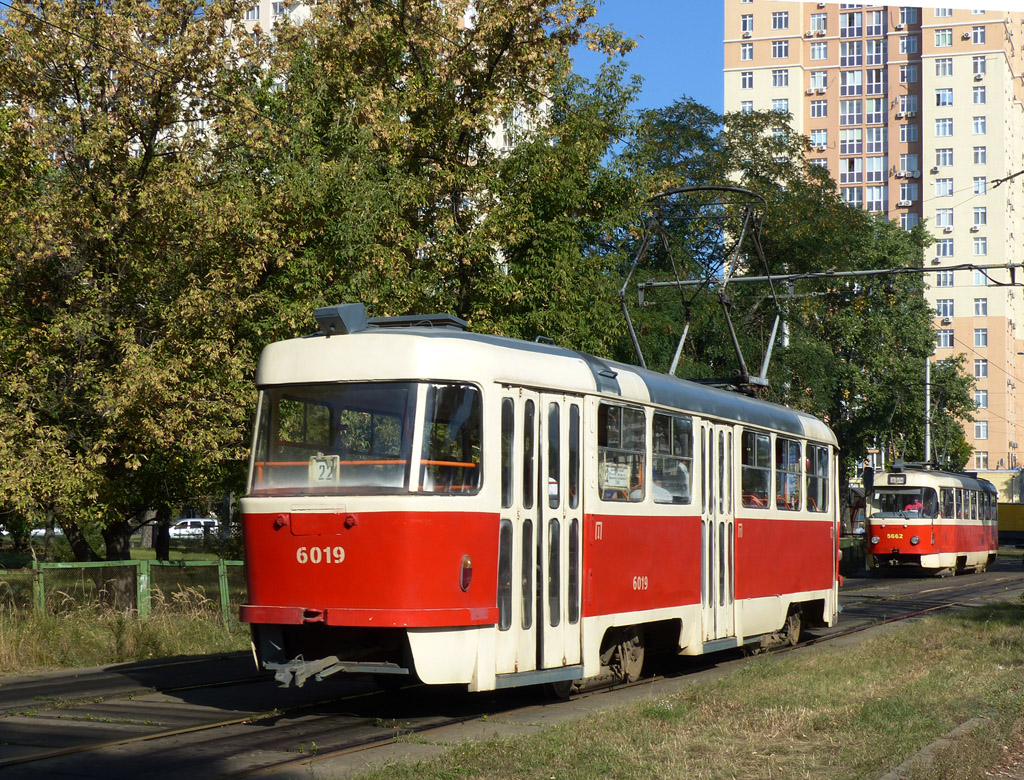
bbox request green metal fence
[0,560,245,621]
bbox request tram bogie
[239,304,841,692]
[865,466,999,574]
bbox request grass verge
[340,601,1024,780]
[0,588,250,675]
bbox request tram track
[1,567,1022,780]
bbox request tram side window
[806,444,829,512]
[420,384,482,494]
[775,437,802,511]
[741,431,771,508]
[598,404,646,502]
[955,488,965,519]
[941,488,954,518]
[652,412,693,504]
[500,399,514,509]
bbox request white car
[169,518,218,539]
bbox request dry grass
[0,586,250,675]
[340,602,1024,780]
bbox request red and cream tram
[866,465,999,574]
[239,304,840,691]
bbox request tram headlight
[460,555,473,592]
[870,536,880,545]
[910,536,920,546]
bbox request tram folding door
[701,422,735,644]
[495,391,582,678]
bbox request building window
[866,156,886,182]
[866,68,886,94]
[974,298,988,316]
[973,116,987,135]
[900,213,919,230]
[936,299,954,318]
[973,56,986,76]
[772,11,789,30]
[974,237,988,256]
[935,88,953,107]
[974,207,987,226]
[974,269,988,286]
[810,13,827,33]
[938,329,954,348]
[772,40,789,59]
[974,146,987,165]
[974,420,988,439]
[974,177,987,195]
[901,182,919,203]
[900,7,919,24]
[975,452,988,470]
[840,128,863,155]
[772,98,789,113]
[935,238,953,257]
[811,41,828,60]
[975,328,988,348]
[810,129,828,147]
[840,157,863,184]
[772,69,789,88]
[842,187,863,208]
[935,178,953,197]
[935,209,953,228]
[975,389,988,409]
[245,5,259,20]
[741,42,753,60]
[935,28,952,47]
[936,148,953,167]
[973,26,986,44]
[841,40,862,67]
[935,269,954,287]
[741,14,753,33]
[840,10,862,37]
[811,100,828,118]
[810,71,828,90]
[741,71,753,89]
[935,118,953,137]
[841,70,863,96]
[866,10,884,37]
[866,128,886,154]
[899,94,919,113]
[900,124,919,143]
[935,58,953,77]
[740,101,753,114]
[899,35,918,54]
[899,65,918,83]
[900,153,918,173]
[840,99,862,126]
[973,86,986,105]
[935,8,952,18]
[810,158,828,170]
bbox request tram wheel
[784,610,802,646]
[544,679,577,700]
[617,632,645,682]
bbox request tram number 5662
[632,575,649,591]
[297,546,346,565]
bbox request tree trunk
[154,503,171,562]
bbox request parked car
[169,518,218,539]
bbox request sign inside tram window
[887,474,907,486]
[309,454,341,484]
[603,464,630,490]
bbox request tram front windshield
[248,381,482,496]
[871,487,938,518]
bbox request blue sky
[572,1,725,114]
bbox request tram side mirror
[863,466,874,493]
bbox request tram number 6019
[296,546,346,565]
[632,575,649,591]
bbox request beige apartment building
[724,1,1024,475]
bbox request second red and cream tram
[239,304,841,692]
[866,465,999,574]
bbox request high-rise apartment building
[724,2,1024,475]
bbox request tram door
[701,422,735,643]
[536,393,583,670]
[494,391,582,676]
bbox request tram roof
[257,325,837,445]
